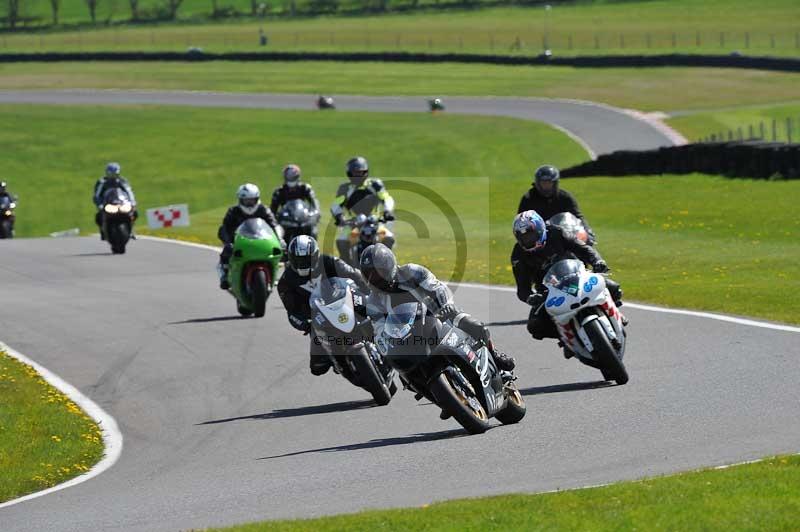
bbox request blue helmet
[513,210,547,252]
[105,162,121,177]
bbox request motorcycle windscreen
[543,259,583,297]
[548,212,581,233]
[103,187,129,205]
[236,218,276,240]
[385,302,418,339]
[280,199,317,225]
[313,277,351,307]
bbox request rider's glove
[592,260,609,273]
[334,214,344,227]
[435,303,459,321]
[383,210,395,222]
[526,292,545,308]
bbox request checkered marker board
[146,204,191,229]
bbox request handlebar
[342,215,387,227]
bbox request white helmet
[237,183,261,215]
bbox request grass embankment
[3,0,800,56]
[2,63,800,113]
[210,454,800,531]
[2,104,799,323]
[0,349,104,502]
[668,103,800,143]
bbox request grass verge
[2,104,798,324]
[0,349,104,503]
[3,0,800,57]
[668,102,800,142]
[209,454,800,531]
[2,62,800,112]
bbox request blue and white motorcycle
[542,258,629,385]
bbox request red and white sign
[146,204,190,229]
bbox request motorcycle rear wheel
[430,369,490,435]
[585,319,629,385]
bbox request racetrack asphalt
[1,236,798,531]
[0,89,679,156]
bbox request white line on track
[140,236,799,334]
[455,282,800,333]
[548,123,598,160]
[0,343,123,510]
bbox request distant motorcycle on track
[226,218,283,318]
[0,195,16,239]
[100,187,136,254]
[342,213,391,267]
[277,198,320,244]
[317,96,336,110]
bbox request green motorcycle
[227,218,283,318]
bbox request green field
[668,103,800,143]
[2,62,800,114]
[2,104,798,324]
[2,0,799,56]
[212,454,800,531]
[0,350,104,502]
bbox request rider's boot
[486,340,515,371]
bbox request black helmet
[534,165,560,198]
[359,243,397,291]
[287,235,320,277]
[346,156,369,185]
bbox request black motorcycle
[343,213,391,267]
[429,98,445,112]
[317,96,336,110]
[101,187,136,254]
[0,196,16,239]
[310,277,398,405]
[376,294,526,434]
[277,199,320,244]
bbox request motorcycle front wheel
[351,350,393,406]
[494,382,526,425]
[584,318,629,385]
[250,269,268,318]
[0,219,12,239]
[109,222,129,254]
[430,368,490,435]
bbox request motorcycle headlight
[104,204,119,214]
[119,203,132,214]
[9,203,15,209]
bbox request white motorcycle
[310,277,398,405]
[542,258,628,385]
